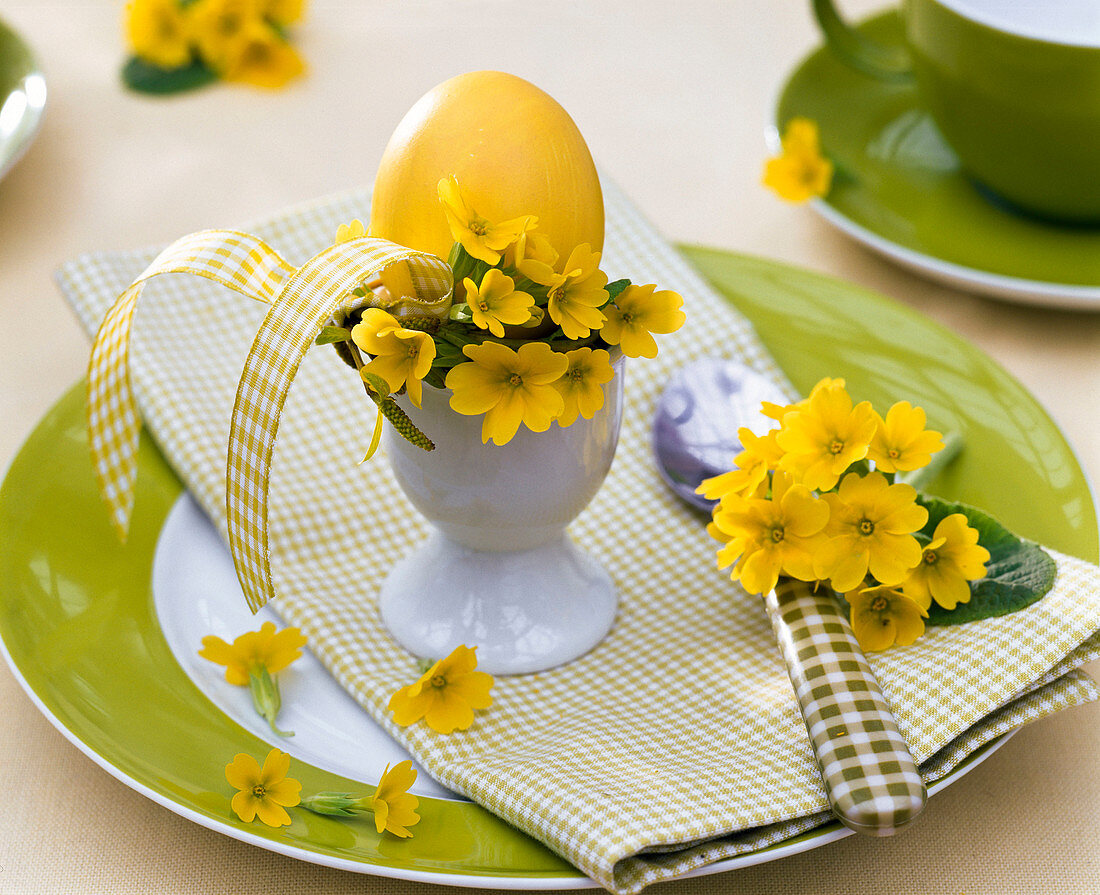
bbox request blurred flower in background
[123,0,307,94]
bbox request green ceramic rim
[776,11,1100,302]
[0,15,46,179]
[1,247,1095,884]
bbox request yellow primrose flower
[868,401,945,474]
[263,0,306,25]
[226,748,302,827]
[463,269,535,338]
[437,176,535,265]
[761,377,845,423]
[697,428,784,501]
[506,230,559,280]
[371,760,421,838]
[601,284,686,359]
[523,244,609,340]
[126,0,192,69]
[903,513,990,610]
[845,585,927,652]
[776,380,876,491]
[713,471,830,595]
[221,19,304,89]
[351,308,436,408]
[335,219,367,244]
[816,472,928,592]
[199,621,306,686]
[554,347,615,427]
[763,118,834,203]
[446,341,568,445]
[190,0,260,73]
[388,644,494,734]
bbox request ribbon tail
[85,230,296,538]
[225,238,453,613]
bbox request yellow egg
[370,71,604,264]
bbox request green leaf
[360,370,391,398]
[422,368,447,390]
[605,278,631,303]
[916,494,1057,626]
[315,326,351,345]
[121,56,218,95]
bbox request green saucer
[776,11,1100,308]
[0,15,46,181]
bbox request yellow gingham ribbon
[225,238,451,612]
[88,229,452,612]
[87,230,297,539]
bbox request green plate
[0,15,46,181]
[776,11,1100,309]
[1,248,1095,885]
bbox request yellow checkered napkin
[59,183,1100,893]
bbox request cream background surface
[2,1,1099,893]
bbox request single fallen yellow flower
[300,760,422,839]
[200,621,306,686]
[199,621,306,735]
[370,761,421,838]
[388,644,494,734]
[763,117,834,203]
[226,748,302,827]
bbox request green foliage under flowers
[917,494,1057,626]
[121,56,218,95]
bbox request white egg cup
[379,356,624,674]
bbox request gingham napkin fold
[58,183,1100,893]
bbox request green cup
[812,0,1100,224]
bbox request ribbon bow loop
[87,229,452,613]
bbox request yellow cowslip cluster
[704,378,990,652]
[126,0,305,89]
[763,118,834,203]
[333,179,685,447]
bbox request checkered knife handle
[765,577,926,835]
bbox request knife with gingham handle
[765,577,926,835]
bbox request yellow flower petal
[231,790,259,823]
[387,683,435,727]
[127,0,192,68]
[423,685,476,734]
[252,799,293,827]
[225,752,263,791]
